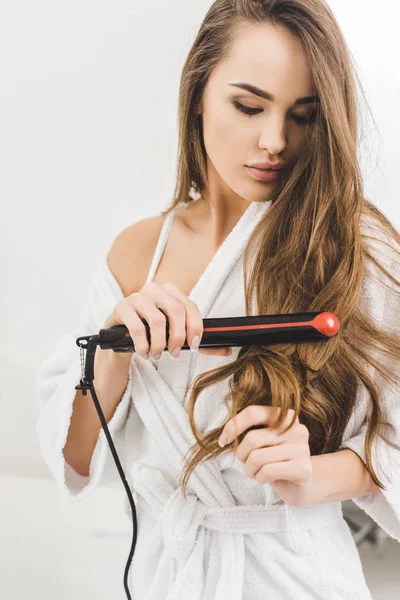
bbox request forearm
[304,449,380,506]
[63,348,132,476]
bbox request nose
[258,116,287,156]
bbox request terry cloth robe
[36,198,400,600]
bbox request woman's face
[198,23,318,204]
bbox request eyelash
[232,100,315,125]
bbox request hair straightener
[74,311,339,599]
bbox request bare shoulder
[106,214,168,297]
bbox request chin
[238,184,276,204]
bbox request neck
[190,194,251,251]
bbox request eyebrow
[229,82,320,105]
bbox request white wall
[0,0,398,479]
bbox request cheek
[202,111,247,166]
[288,125,309,154]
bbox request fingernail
[171,346,181,359]
[218,433,228,448]
[152,352,162,360]
[190,335,200,351]
[143,352,150,360]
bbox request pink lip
[248,162,285,170]
[246,165,282,182]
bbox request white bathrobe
[36,199,400,599]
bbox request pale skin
[114,22,380,505]
[192,22,380,505]
[192,22,318,246]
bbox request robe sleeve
[35,258,134,501]
[339,222,400,542]
[339,376,400,542]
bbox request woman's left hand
[218,406,314,507]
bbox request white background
[1,0,399,479]
[0,2,399,597]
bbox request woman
[36,1,400,598]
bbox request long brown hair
[159,0,400,498]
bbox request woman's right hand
[103,281,232,360]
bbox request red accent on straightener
[202,312,339,337]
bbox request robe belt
[129,463,344,600]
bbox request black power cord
[74,335,137,600]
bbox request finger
[242,443,303,479]
[158,284,233,356]
[236,423,308,462]
[139,282,203,357]
[235,428,284,464]
[220,406,295,447]
[157,285,233,356]
[199,346,233,357]
[128,288,174,356]
[158,283,204,352]
[111,299,152,359]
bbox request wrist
[93,347,132,389]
